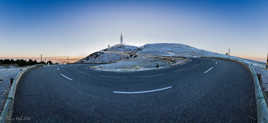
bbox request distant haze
[0,56,82,64]
[0,0,267,62]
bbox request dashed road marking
[113,86,172,94]
[60,73,73,81]
[204,67,214,74]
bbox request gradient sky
[0,0,267,60]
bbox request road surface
[12,58,257,123]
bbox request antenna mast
[120,32,123,45]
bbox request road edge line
[0,65,39,123]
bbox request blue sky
[0,0,267,60]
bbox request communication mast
[225,48,231,56]
[40,54,43,62]
[120,32,123,45]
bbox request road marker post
[9,78,13,88]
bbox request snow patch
[137,43,222,58]
[91,56,189,72]
[0,66,23,110]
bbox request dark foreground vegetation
[0,59,54,67]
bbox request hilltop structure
[225,48,231,56]
[120,32,123,45]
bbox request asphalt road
[12,58,256,123]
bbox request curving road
[12,58,257,123]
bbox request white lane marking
[216,61,218,65]
[60,73,73,81]
[113,86,172,94]
[203,67,214,74]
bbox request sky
[0,0,267,61]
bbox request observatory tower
[120,32,123,45]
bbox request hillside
[77,43,268,91]
[77,43,227,71]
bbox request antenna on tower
[225,48,231,56]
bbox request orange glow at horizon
[238,56,266,62]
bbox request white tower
[120,32,123,45]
